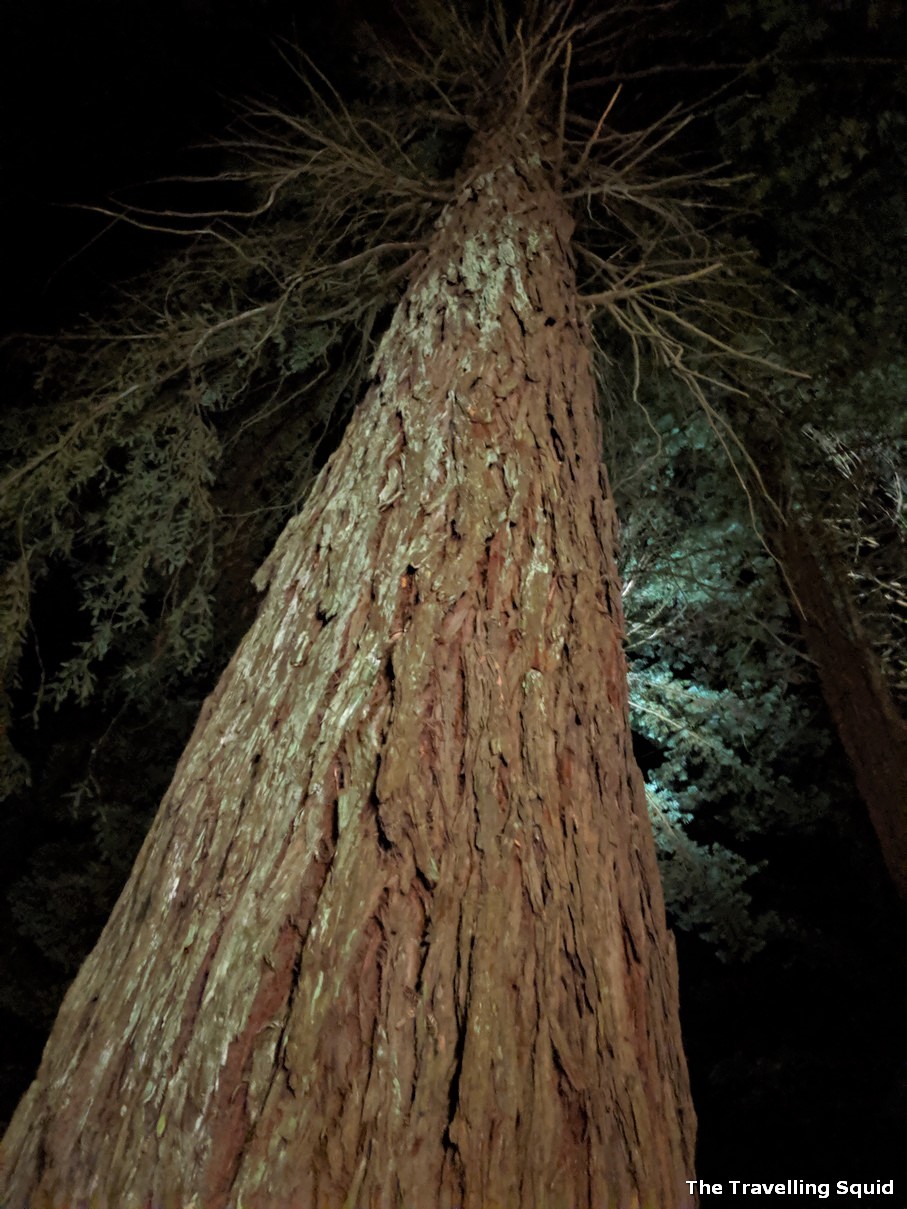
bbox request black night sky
[1,1,906,1203]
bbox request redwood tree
[0,9,707,1206]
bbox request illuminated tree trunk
[1,125,695,1209]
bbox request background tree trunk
[768,512,907,902]
[1,125,695,1208]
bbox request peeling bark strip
[1,127,695,1207]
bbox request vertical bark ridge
[1,125,695,1208]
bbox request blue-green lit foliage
[603,0,907,956]
[608,397,835,958]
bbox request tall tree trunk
[1,125,695,1208]
[768,512,907,902]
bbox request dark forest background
[1,0,905,1196]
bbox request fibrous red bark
[1,123,695,1208]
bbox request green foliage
[49,402,219,704]
[0,193,418,793]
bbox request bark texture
[1,126,695,1208]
